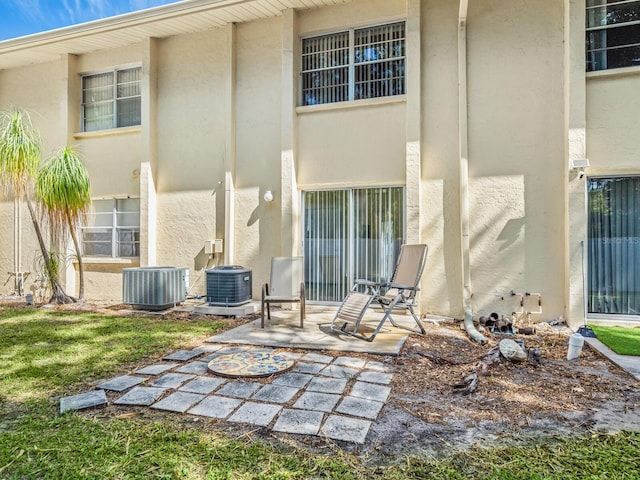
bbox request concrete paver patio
[61,342,396,444]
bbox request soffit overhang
[0,0,350,70]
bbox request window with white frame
[587,0,640,72]
[301,22,406,106]
[81,198,140,258]
[81,67,142,132]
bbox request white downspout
[458,0,487,343]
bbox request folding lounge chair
[330,244,428,342]
[261,256,306,328]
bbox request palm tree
[36,147,91,300]
[0,108,73,303]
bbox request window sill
[77,257,140,266]
[296,95,406,115]
[73,126,141,139]
[587,65,640,80]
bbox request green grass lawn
[590,325,640,355]
[1,306,639,479]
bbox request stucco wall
[586,73,640,173]
[462,0,566,320]
[234,16,284,292]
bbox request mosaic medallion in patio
[208,350,295,378]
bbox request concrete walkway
[60,342,395,444]
[585,337,640,381]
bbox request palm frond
[36,146,92,232]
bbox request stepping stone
[252,384,299,403]
[306,377,348,395]
[292,362,325,374]
[332,356,366,369]
[163,350,201,361]
[135,363,178,375]
[175,361,210,375]
[150,373,195,389]
[350,381,391,403]
[272,373,314,388]
[272,409,324,435]
[152,391,206,413]
[363,360,391,372]
[188,395,242,418]
[216,382,261,399]
[115,387,166,406]
[358,371,393,385]
[319,365,359,379]
[228,402,282,427]
[335,396,384,420]
[60,390,107,413]
[293,392,340,413]
[180,377,226,394]
[300,353,333,364]
[321,415,372,444]
[97,375,146,392]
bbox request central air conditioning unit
[123,266,188,310]
[206,265,252,306]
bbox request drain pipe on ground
[458,0,487,344]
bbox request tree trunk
[25,196,76,304]
[67,217,84,301]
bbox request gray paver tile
[335,396,384,420]
[115,386,166,406]
[217,381,261,399]
[364,360,391,372]
[272,372,314,388]
[97,375,146,392]
[188,395,242,418]
[293,392,340,413]
[163,350,202,361]
[175,361,210,375]
[152,391,206,413]
[332,356,367,369]
[357,371,393,385]
[272,409,324,435]
[306,376,348,395]
[60,390,107,412]
[228,402,282,426]
[321,414,372,444]
[292,362,325,374]
[180,376,226,394]
[300,352,334,364]
[350,381,391,403]
[252,384,299,403]
[150,373,195,389]
[135,363,178,375]
[319,364,359,379]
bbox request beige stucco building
[1,0,638,328]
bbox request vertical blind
[82,67,141,132]
[303,187,404,303]
[588,177,640,315]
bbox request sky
[0,0,180,41]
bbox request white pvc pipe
[459,0,487,343]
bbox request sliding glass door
[303,187,404,303]
[588,177,640,316]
